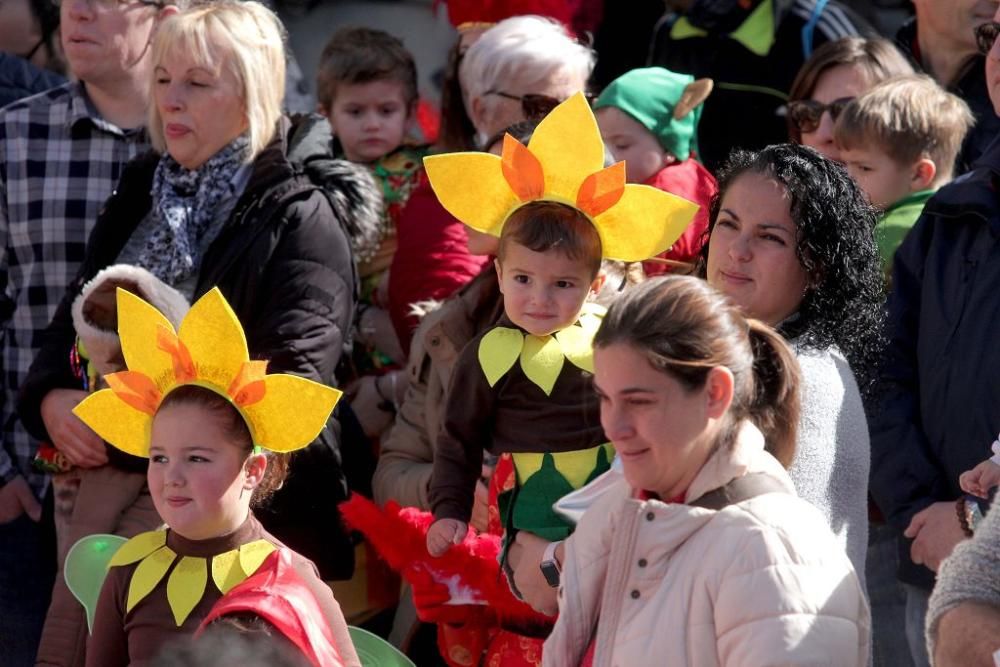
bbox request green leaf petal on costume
[126,545,176,614]
[513,453,575,541]
[555,325,595,373]
[108,530,167,568]
[520,335,563,395]
[167,556,207,626]
[478,327,524,386]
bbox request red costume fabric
[339,495,549,667]
[387,175,490,355]
[197,549,347,667]
[641,158,717,276]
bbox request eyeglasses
[484,89,595,121]
[976,21,1000,56]
[484,90,562,120]
[786,97,854,134]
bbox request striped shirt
[0,82,147,499]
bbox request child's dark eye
[151,454,167,464]
[555,280,574,289]
[188,455,210,463]
[513,274,530,284]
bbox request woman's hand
[507,531,559,616]
[40,389,107,468]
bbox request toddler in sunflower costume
[424,94,698,558]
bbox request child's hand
[959,459,1000,499]
[426,518,467,557]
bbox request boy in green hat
[595,67,717,275]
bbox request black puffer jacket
[18,114,373,579]
[870,136,1000,589]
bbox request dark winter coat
[870,135,1000,589]
[18,114,374,579]
[649,0,871,171]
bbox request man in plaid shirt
[0,0,180,661]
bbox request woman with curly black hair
[702,143,884,582]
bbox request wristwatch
[540,540,562,588]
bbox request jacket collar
[683,421,793,503]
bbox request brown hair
[834,74,973,183]
[594,276,801,467]
[436,40,478,152]
[497,201,603,278]
[787,37,915,143]
[157,385,289,506]
[316,27,418,111]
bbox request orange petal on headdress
[501,134,545,201]
[576,162,626,218]
[228,360,269,407]
[156,326,196,384]
[106,371,162,415]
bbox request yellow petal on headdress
[555,325,595,374]
[576,162,626,218]
[240,375,342,452]
[177,288,249,392]
[117,288,176,387]
[73,389,153,458]
[478,327,525,387]
[424,152,520,236]
[211,548,246,594]
[126,545,176,614]
[238,540,276,576]
[501,135,545,201]
[520,335,564,396]
[527,92,605,202]
[166,556,207,626]
[593,185,701,262]
[108,530,167,568]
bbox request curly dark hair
[698,144,885,394]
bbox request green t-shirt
[877,189,935,276]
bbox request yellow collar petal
[166,556,208,626]
[520,335,564,396]
[125,545,176,614]
[478,327,525,387]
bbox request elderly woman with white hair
[19,3,370,657]
[459,14,594,146]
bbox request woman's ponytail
[746,320,801,467]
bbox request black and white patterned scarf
[138,134,250,285]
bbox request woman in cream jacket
[543,277,870,667]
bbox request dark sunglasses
[787,96,854,134]
[485,89,594,120]
[976,21,1000,56]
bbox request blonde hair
[148,0,286,160]
[834,75,974,183]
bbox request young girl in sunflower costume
[68,288,359,667]
[422,92,697,561]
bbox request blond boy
[835,75,973,271]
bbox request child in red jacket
[595,67,717,276]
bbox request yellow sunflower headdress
[72,287,342,458]
[423,92,700,262]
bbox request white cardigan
[544,423,871,667]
